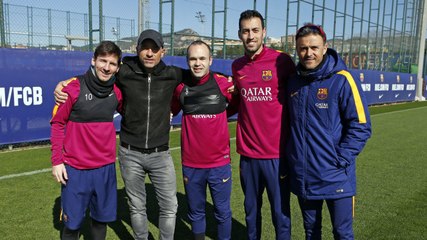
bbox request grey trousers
[118,146,178,240]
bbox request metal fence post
[0,0,5,47]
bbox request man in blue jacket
[286,24,372,240]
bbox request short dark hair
[94,41,122,64]
[239,10,265,30]
[296,23,327,43]
[186,40,212,58]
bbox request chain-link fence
[0,0,425,73]
[280,0,423,73]
[1,3,135,52]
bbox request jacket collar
[296,48,347,81]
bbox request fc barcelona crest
[317,88,328,100]
[262,70,273,81]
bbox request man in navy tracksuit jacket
[286,24,372,240]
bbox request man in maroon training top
[50,41,122,240]
[231,10,296,240]
[171,40,234,240]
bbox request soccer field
[0,102,426,239]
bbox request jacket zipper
[302,85,308,198]
[145,73,151,148]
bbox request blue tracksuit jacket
[286,48,372,200]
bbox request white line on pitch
[0,139,236,181]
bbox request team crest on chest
[262,70,273,81]
[317,88,328,100]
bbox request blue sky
[5,0,404,43]
[5,0,303,40]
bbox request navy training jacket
[286,48,372,200]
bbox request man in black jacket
[116,29,182,240]
[55,29,185,240]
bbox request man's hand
[52,163,68,185]
[54,81,69,104]
[226,76,236,94]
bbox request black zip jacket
[117,56,186,149]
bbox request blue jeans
[119,146,178,240]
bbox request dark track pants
[239,156,291,240]
[183,164,232,240]
[298,196,354,240]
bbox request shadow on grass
[52,183,246,239]
[175,187,247,240]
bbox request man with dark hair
[171,40,233,240]
[50,41,122,240]
[286,23,371,239]
[54,28,236,239]
[116,29,182,240]
[54,29,184,240]
[231,9,296,240]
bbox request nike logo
[394,94,399,98]
[280,174,287,180]
[290,92,298,97]
[222,177,231,183]
[378,94,384,99]
[239,75,246,80]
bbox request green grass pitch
[0,101,426,239]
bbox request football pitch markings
[370,105,427,117]
[0,168,52,180]
[0,146,181,180]
[2,105,426,181]
[0,139,237,181]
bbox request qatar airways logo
[191,114,217,119]
[240,87,273,102]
